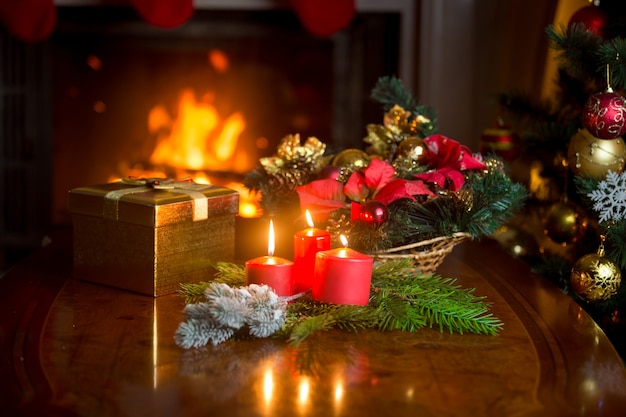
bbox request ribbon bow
[104,177,211,222]
[121,176,194,189]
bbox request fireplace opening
[1,4,411,268]
[51,6,403,222]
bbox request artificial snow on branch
[175,282,288,348]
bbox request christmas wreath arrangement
[174,77,526,352]
[243,76,527,271]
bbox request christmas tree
[494,0,626,359]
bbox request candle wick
[281,290,309,303]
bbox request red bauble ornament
[318,165,341,180]
[0,0,57,43]
[582,89,626,139]
[131,0,194,28]
[568,5,607,38]
[290,0,356,37]
[359,201,389,225]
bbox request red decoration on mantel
[130,0,194,29]
[0,0,354,42]
[290,0,356,37]
[0,0,57,43]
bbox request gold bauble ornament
[567,128,626,180]
[543,201,588,244]
[570,237,621,303]
[332,148,370,170]
[396,137,430,163]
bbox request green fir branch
[598,37,626,89]
[573,175,600,206]
[242,167,301,215]
[178,282,211,305]
[213,261,247,286]
[370,269,502,336]
[371,75,418,112]
[462,167,528,237]
[398,163,527,241]
[178,262,246,304]
[546,24,626,91]
[283,304,380,347]
[370,76,438,136]
[605,220,626,271]
[370,292,427,332]
[546,24,606,88]
[278,260,502,345]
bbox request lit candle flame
[339,235,349,248]
[268,220,275,257]
[305,209,314,228]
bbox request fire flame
[109,61,263,218]
[148,88,247,173]
[146,87,261,217]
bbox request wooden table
[2,230,626,417]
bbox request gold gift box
[68,181,239,297]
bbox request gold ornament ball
[570,252,621,303]
[396,137,430,163]
[543,201,588,244]
[332,148,370,170]
[567,128,626,180]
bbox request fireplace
[0,2,416,267]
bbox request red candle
[245,220,294,296]
[293,210,331,293]
[312,236,373,306]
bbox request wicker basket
[370,232,470,274]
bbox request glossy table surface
[2,231,626,417]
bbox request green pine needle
[546,24,626,90]
[284,305,378,347]
[370,76,438,137]
[370,75,418,112]
[178,262,246,304]
[393,162,527,243]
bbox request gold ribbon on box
[103,177,210,221]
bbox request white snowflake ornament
[587,170,626,223]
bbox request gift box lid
[69,180,239,227]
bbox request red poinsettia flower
[345,158,434,220]
[296,179,347,220]
[374,177,434,205]
[413,134,485,191]
[344,158,395,201]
